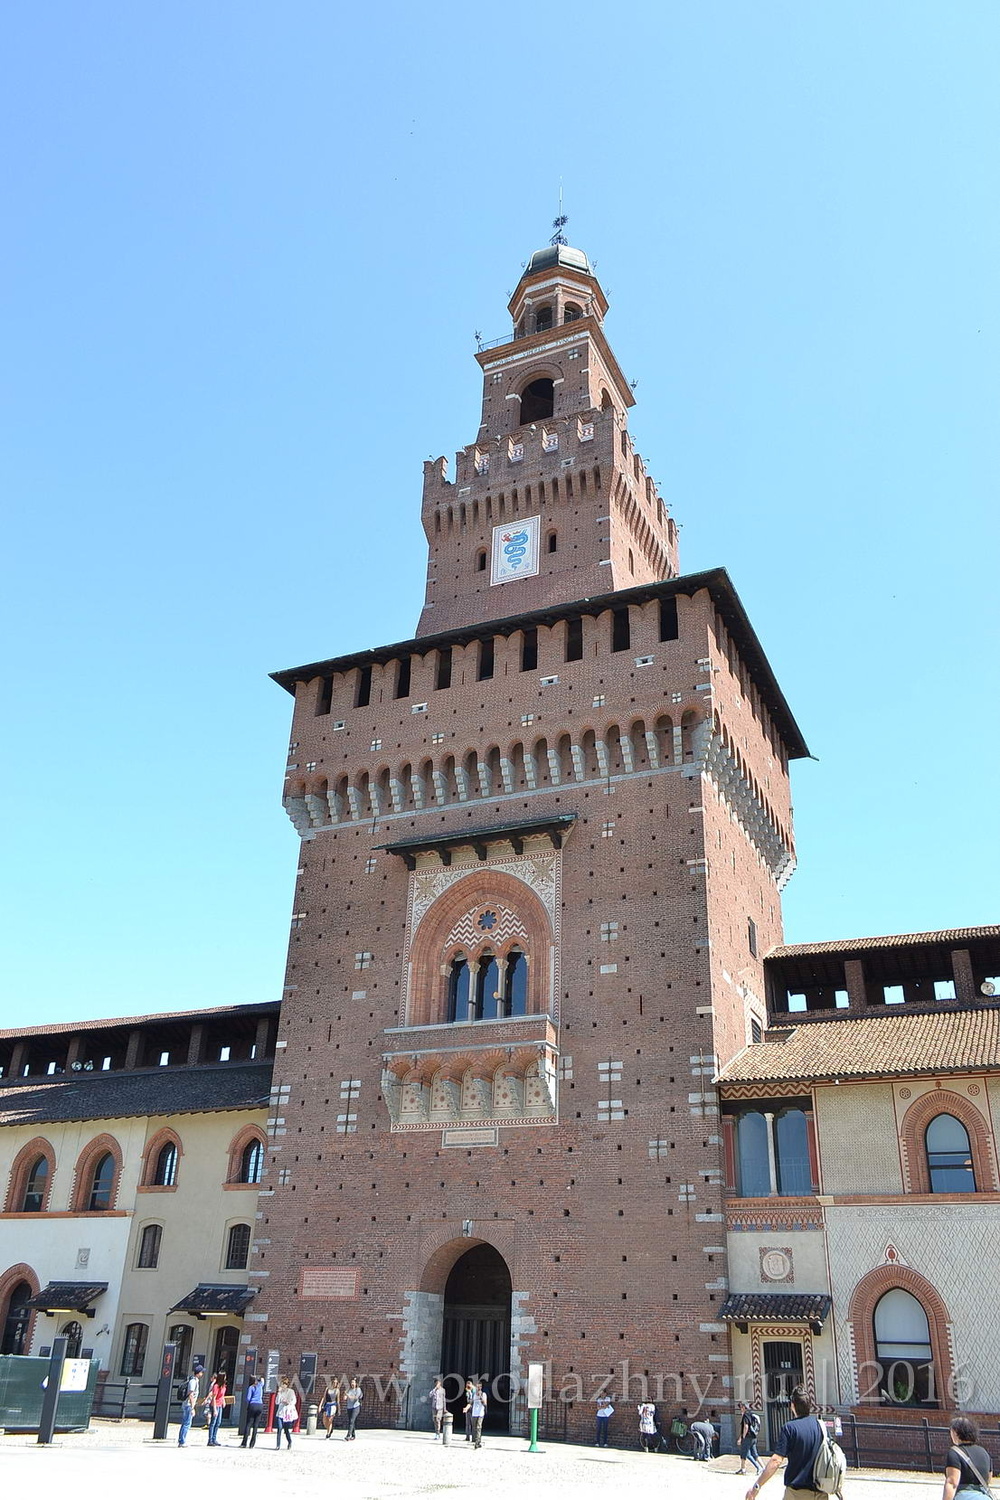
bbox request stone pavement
[0,1421,944,1500]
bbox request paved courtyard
[0,1420,943,1500]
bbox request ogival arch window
[152,1143,178,1187]
[88,1153,115,1210]
[873,1288,934,1404]
[226,1126,267,1186]
[5,1138,56,1214]
[407,871,553,1028]
[22,1157,49,1213]
[925,1114,976,1192]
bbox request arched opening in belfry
[441,1244,513,1431]
[519,378,554,425]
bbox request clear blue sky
[3,2,997,1025]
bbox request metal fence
[840,1415,1000,1472]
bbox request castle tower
[417,242,679,635]
[258,239,808,1442]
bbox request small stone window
[225,1223,252,1270]
[137,1223,162,1269]
[120,1322,149,1378]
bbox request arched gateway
[405,1239,514,1433]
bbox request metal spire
[550,182,568,246]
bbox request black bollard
[37,1336,68,1445]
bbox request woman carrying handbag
[943,1415,994,1500]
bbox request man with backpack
[737,1400,763,1476]
[745,1386,846,1500]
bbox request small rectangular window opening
[394,657,411,699]
[355,665,372,708]
[315,677,333,716]
[521,628,538,672]
[611,608,631,652]
[478,638,494,681]
[566,618,583,662]
[436,648,452,691]
[747,917,758,958]
[659,597,679,642]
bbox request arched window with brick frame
[0,1264,39,1355]
[848,1265,952,1409]
[71,1134,123,1213]
[900,1089,997,1195]
[5,1137,56,1214]
[140,1127,183,1190]
[407,870,553,1028]
[226,1125,267,1187]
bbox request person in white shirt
[274,1376,297,1449]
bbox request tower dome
[521,243,592,278]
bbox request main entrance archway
[441,1244,512,1431]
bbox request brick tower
[258,238,808,1442]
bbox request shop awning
[169,1284,256,1319]
[26,1281,108,1317]
[720,1293,832,1333]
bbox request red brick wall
[257,580,795,1439]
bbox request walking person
[322,1377,341,1437]
[430,1377,447,1439]
[943,1414,994,1500]
[595,1395,614,1448]
[745,1385,826,1500]
[462,1379,475,1441]
[204,1371,227,1447]
[344,1377,363,1439]
[465,1380,487,1448]
[241,1374,265,1448]
[274,1375,298,1449]
[177,1362,202,1447]
[737,1400,763,1476]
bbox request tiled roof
[170,1284,256,1316]
[719,1006,1000,1084]
[720,1293,831,1325]
[26,1282,109,1313]
[769,925,1000,958]
[0,1000,279,1042]
[0,1061,272,1127]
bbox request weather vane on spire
[550,182,568,246]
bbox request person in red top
[204,1372,227,1447]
